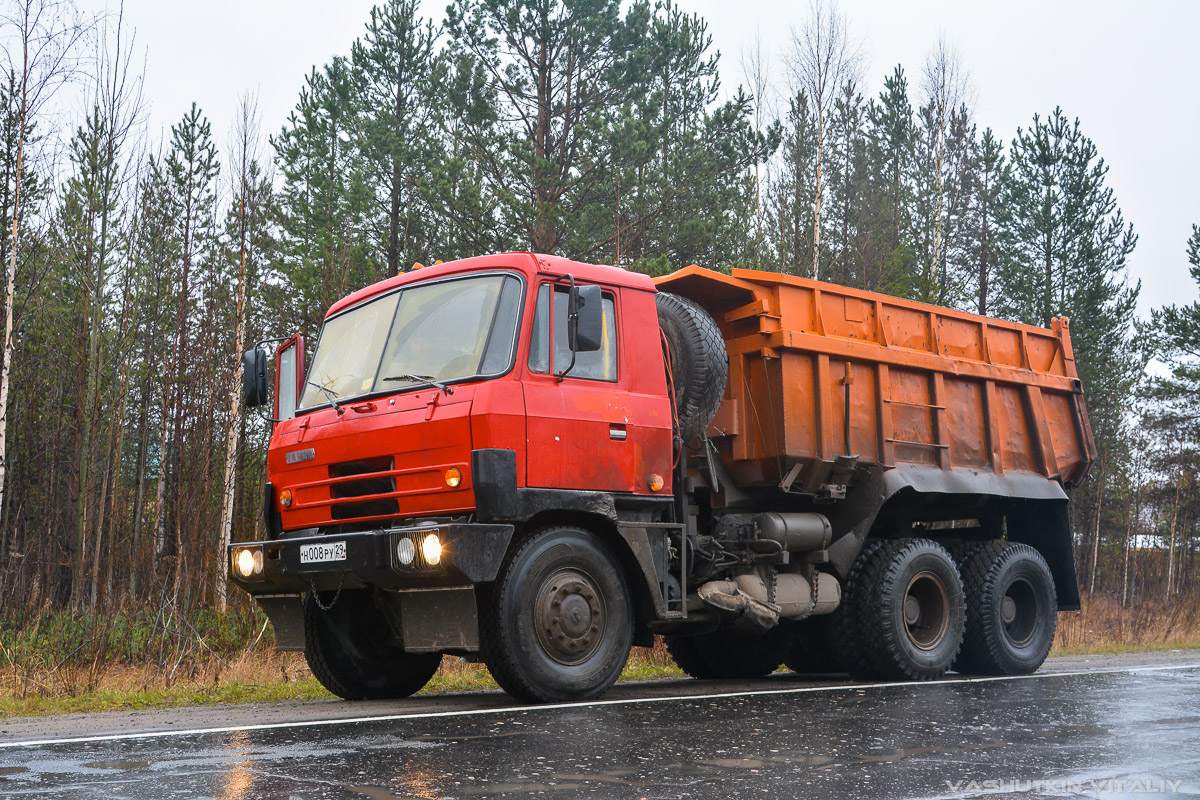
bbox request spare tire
[656,292,728,441]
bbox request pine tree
[273,57,376,334]
[56,104,125,604]
[350,0,440,277]
[996,109,1136,329]
[824,80,865,287]
[997,108,1140,584]
[766,89,816,275]
[1148,225,1200,595]
[445,0,626,253]
[939,104,977,308]
[1153,225,1200,361]
[862,66,916,294]
[123,155,180,605]
[584,1,771,270]
[911,100,976,308]
[964,128,1007,316]
[156,103,219,605]
[423,47,505,260]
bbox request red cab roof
[324,252,657,319]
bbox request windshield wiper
[382,373,454,395]
[307,382,345,415]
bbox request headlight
[421,534,442,566]
[396,537,416,565]
[234,547,262,578]
[279,489,293,508]
[444,467,462,488]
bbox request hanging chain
[309,574,346,611]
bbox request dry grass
[3,597,1197,717]
[1052,593,1200,655]
[0,639,680,717]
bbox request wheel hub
[904,595,921,625]
[535,570,606,666]
[903,571,950,651]
[1001,577,1039,646]
[1001,596,1017,624]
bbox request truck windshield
[298,273,523,410]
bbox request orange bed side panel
[655,266,1097,492]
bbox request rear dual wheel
[842,539,966,681]
[954,542,1057,675]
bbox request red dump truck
[231,252,1095,703]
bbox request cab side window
[528,283,617,381]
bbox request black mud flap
[255,594,305,651]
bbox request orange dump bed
[655,267,1097,495]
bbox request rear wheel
[481,526,634,703]
[852,539,965,681]
[667,629,786,679]
[664,635,719,679]
[303,590,441,700]
[958,543,1057,675]
[837,540,888,680]
[784,615,845,675]
[948,541,1004,673]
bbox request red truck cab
[231,253,679,701]
[266,252,673,533]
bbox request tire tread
[656,292,728,441]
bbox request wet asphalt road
[1,653,1199,800]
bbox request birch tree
[918,37,967,297]
[787,0,857,279]
[0,0,87,541]
[216,96,265,612]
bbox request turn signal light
[648,473,665,492]
[444,467,462,488]
[279,489,293,508]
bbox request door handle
[609,425,627,441]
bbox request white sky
[71,0,1200,317]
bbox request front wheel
[303,590,441,700]
[481,526,634,703]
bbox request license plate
[299,541,347,564]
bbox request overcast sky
[71,0,1200,317]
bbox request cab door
[274,334,306,422]
[524,281,635,492]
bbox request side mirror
[242,348,269,408]
[571,284,603,353]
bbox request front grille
[329,457,399,520]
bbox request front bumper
[226,522,514,595]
